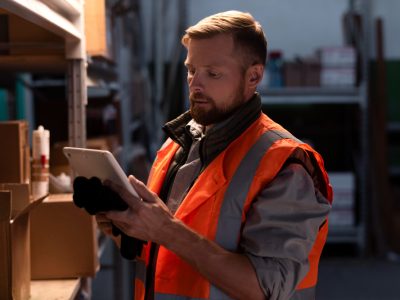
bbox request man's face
[185,34,247,126]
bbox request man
[99,10,332,300]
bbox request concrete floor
[317,258,400,300]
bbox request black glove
[72,176,145,260]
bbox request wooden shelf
[0,0,82,40]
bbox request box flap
[12,194,46,221]
[0,183,30,218]
[0,190,11,221]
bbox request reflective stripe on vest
[209,130,300,300]
[214,129,301,251]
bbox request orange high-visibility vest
[134,113,332,300]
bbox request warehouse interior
[0,0,399,299]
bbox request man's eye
[187,69,195,76]
[208,71,220,78]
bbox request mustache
[189,92,212,102]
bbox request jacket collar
[163,93,262,166]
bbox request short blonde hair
[182,10,267,68]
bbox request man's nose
[188,72,203,93]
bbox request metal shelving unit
[261,86,366,105]
[261,0,371,255]
[0,0,87,148]
[0,0,88,297]
[1,2,146,299]
[262,85,368,252]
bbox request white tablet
[63,147,138,197]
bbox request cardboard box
[6,8,64,56]
[85,0,113,59]
[0,9,65,72]
[0,188,41,300]
[283,60,321,87]
[0,183,31,218]
[283,62,302,87]
[30,194,99,279]
[0,121,30,184]
[303,62,321,86]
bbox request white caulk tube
[32,125,50,199]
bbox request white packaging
[320,67,356,87]
[319,46,356,68]
[328,172,356,227]
[31,125,50,199]
[329,172,355,208]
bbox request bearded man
[99,10,332,300]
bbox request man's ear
[247,64,264,88]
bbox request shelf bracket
[68,59,86,148]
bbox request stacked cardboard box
[0,120,99,298]
[0,120,36,299]
[284,59,321,87]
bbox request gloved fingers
[104,179,143,211]
[73,176,104,214]
[102,184,128,211]
[72,176,90,207]
[111,224,122,236]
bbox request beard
[189,83,245,126]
